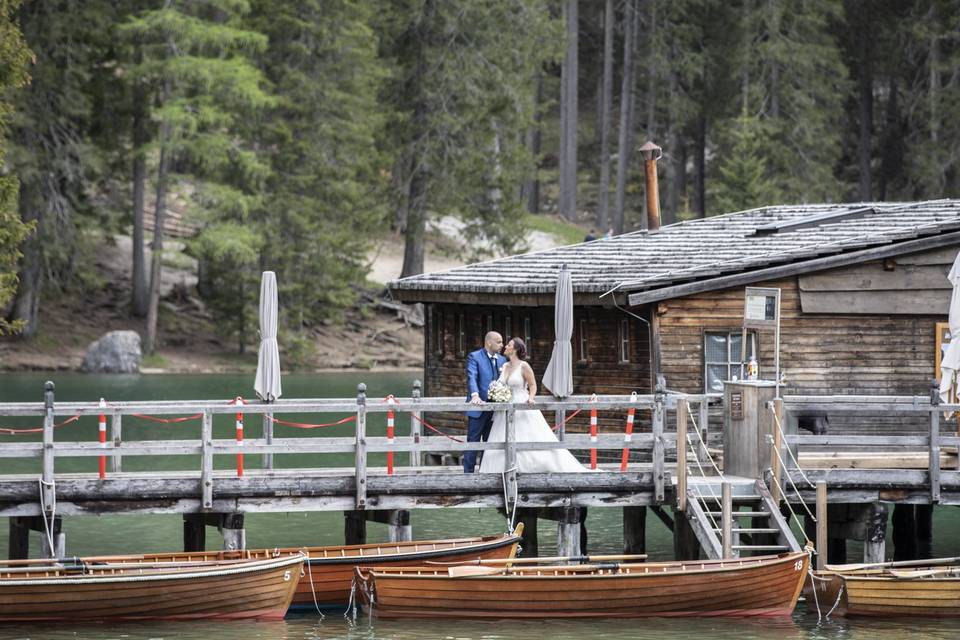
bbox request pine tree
[711,111,780,213]
[384,0,562,277]
[248,0,388,337]
[0,0,32,336]
[7,0,109,338]
[121,2,272,353]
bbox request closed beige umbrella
[542,264,573,398]
[254,271,282,402]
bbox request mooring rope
[301,549,324,619]
[37,478,57,558]
[500,465,519,532]
[769,404,816,488]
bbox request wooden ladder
[684,479,801,559]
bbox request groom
[463,331,505,473]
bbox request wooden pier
[1,380,958,564]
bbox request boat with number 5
[0,553,305,622]
[65,528,522,611]
[354,551,810,619]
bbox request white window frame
[523,316,532,356]
[578,318,588,361]
[703,330,757,393]
[619,318,630,363]
[504,316,512,341]
[458,314,466,356]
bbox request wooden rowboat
[65,529,521,610]
[0,553,304,622]
[805,557,960,617]
[354,551,810,619]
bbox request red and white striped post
[589,394,598,470]
[98,398,107,479]
[386,395,396,476]
[234,396,244,477]
[620,392,637,472]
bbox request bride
[479,338,588,473]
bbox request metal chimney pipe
[639,141,663,232]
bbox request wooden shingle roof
[388,200,960,305]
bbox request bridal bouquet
[487,380,512,403]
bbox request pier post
[652,384,665,504]
[8,517,30,559]
[220,513,246,551]
[930,380,941,504]
[515,508,538,557]
[623,506,646,555]
[344,510,366,545]
[676,400,688,512]
[504,406,517,516]
[410,380,422,468]
[815,481,827,570]
[672,509,700,561]
[863,503,887,564]
[41,382,56,515]
[183,514,206,551]
[916,504,933,559]
[200,410,213,510]
[110,413,123,473]
[263,407,274,471]
[697,400,710,463]
[721,482,733,559]
[355,383,367,510]
[556,507,581,557]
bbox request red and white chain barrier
[98,398,107,480]
[233,396,245,478]
[385,396,396,475]
[620,392,637,472]
[589,394,599,470]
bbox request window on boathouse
[703,331,756,393]
[578,318,588,362]
[523,316,532,356]
[619,318,630,363]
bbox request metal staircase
[683,477,802,560]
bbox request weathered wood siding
[423,304,651,437]
[658,276,942,433]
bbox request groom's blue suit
[463,348,506,473]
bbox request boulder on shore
[80,331,142,373]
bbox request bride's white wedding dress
[479,365,588,473]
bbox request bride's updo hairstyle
[508,337,527,361]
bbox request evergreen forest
[1,0,959,356]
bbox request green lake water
[0,372,958,639]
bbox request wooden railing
[778,393,960,504]
[0,382,724,512]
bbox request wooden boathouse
[389,199,960,560]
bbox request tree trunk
[613,0,637,235]
[596,0,614,229]
[668,133,686,225]
[558,0,578,221]
[145,80,172,356]
[645,0,657,140]
[11,181,42,339]
[768,0,780,119]
[401,9,431,279]
[856,24,873,201]
[694,110,706,217]
[131,47,149,317]
[525,72,543,214]
[878,77,898,201]
[401,160,427,278]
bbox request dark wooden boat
[805,557,960,617]
[354,551,810,619]
[78,529,521,610]
[0,553,304,622]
